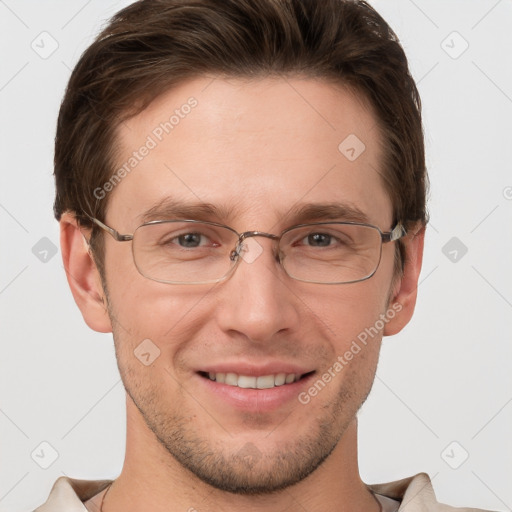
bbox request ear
[383,223,425,336]
[60,212,112,333]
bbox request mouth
[198,371,315,389]
[195,362,317,412]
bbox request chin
[140,400,350,495]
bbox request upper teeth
[208,372,299,389]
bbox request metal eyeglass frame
[88,217,407,285]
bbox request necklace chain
[100,482,113,512]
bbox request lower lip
[196,372,316,412]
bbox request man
[34,0,490,510]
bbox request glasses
[90,218,406,285]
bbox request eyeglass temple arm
[89,217,133,242]
[382,222,407,243]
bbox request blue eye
[305,233,333,247]
[175,232,205,248]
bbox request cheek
[301,277,390,347]
[104,254,218,374]
[108,284,208,345]
[103,241,185,330]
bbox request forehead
[108,76,392,230]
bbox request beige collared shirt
[33,473,492,511]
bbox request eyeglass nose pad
[229,242,244,262]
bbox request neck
[103,395,379,512]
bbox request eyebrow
[282,202,370,225]
[138,198,370,227]
[139,198,234,224]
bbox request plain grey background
[1,1,511,510]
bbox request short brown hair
[54,0,428,276]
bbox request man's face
[101,76,399,493]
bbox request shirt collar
[34,473,436,511]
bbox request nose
[215,236,300,344]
